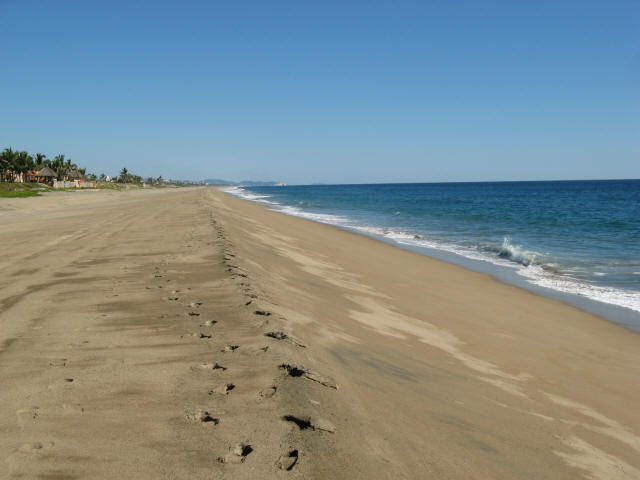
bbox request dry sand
[1,187,639,479]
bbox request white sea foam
[223,187,640,314]
[517,265,640,313]
[222,186,276,203]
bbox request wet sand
[1,187,638,479]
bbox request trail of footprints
[169,217,339,471]
[21,215,335,473]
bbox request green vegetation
[1,146,200,198]
[1,147,87,182]
[0,182,52,197]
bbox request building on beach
[27,166,57,185]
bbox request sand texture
[1,187,639,479]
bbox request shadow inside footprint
[282,415,312,430]
[254,310,271,316]
[218,443,253,464]
[282,415,335,433]
[210,383,235,395]
[201,413,219,424]
[187,410,219,425]
[279,364,337,388]
[276,450,299,471]
[280,363,306,377]
[265,331,287,340]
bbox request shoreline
[222,186,640,333]
[1,187,639,479]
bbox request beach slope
[0,187,638,479]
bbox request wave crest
[495,237,538,266]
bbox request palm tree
[34,153,47,167]
[0,148,16,181]
[12,151,34,182]
[51,154,65,178]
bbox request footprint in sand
[221,345,239,352]
[18,441,55,453]
[16,407,40,426]
[282,415,335,433]
[209,383,235,395]
[199,333,212,339]
[48,358,67,367]
[276,450,299,471]
[197,363,217,371]
[218,443,253,464]
[258,386,277,399]
[186,410,219,425]
[265,331,306,348]
[279,364,337,389]
[254,310,271,316]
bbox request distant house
[60,167,82,181]
[26,166,57,185]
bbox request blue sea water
[225,180,640,325]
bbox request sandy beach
[1,186,639,479]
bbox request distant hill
[203,179,285,187]
[203,178,235,185]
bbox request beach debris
[276,450,299,471]
[218,443,253,464]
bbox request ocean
[224,180,640,329]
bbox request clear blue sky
[1,1,638,184]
